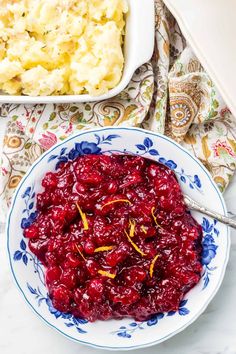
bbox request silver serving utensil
[184,195,236,229]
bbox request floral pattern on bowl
[7,127,230,350]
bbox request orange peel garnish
[98,270,116,279]
[101,199,131,209]
[151,207,162,229]
[94,246,115,253]
[76,202,89,230]
[141,225,147,234]
[149,254,160,278]
[75,244,86,261]
[125,230,146,257]
[129,219,136,237]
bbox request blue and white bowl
[7,127,230,351]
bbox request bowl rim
[6,127,231,351]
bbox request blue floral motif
[193,175,202,189]
[48,146,68,166]
[13,239,28,265]
[136,137,159,156]
[147,313,165,326]
[21,212,38,229]
[158,157,177,170]
[201,218,219,290]
[27,284,88,333]
[21,185,37,229]
[202,236,218,266]
[111,322,145,339]
[68,142,101,161]
[14,239,45,285]
[22,186,32,198]
[167,300,190,317]
[111,300,189,338]
[46,297,62,319]
[48,134,120,169]
[94,134,120,145]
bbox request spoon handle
[184,195,236,229]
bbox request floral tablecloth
[1,0,236,222]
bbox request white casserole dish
[0,0,155,104]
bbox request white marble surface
[0,173,236,354]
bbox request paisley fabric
[1,0,236,219]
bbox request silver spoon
[184,195,236,229]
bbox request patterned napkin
[1,0,236,220]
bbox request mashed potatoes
[0,0,128,96]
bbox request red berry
[25,154,203,322]
[84,240,95,255]
[87,279,104,302]
[46,266,62,285]
[60,268,77,289]
[51,285,72,312]
[24,225,38,239]
[109,286,140,305]
[42,172,57,189]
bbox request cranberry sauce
[23,155,203,322]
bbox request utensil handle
[184,195,236,229]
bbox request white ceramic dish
[0,0,155,104]
[7,127,230,351]
[163,0,236,118]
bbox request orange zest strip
[151,207,162,229]
[94,246,115,253]
[76,202,89,230]
[149,254,160,278]
[101,199,131,209]
[125,230,146,257]
[141,225,147,234]
[75,244,86,261]
[129,219,136,237]
[98,270,116,279]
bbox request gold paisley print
[8,175,22,189]
[170,93,198,137]
[7,136,22,148]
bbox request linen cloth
[1,0,236,221]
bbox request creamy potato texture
[0,0,128,96]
